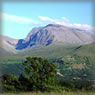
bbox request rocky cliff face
[16,26,54,50]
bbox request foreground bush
[1,57,57,92]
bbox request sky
[0,1,93,39]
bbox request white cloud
[38,16,68,25]
[0,12,94,32]
[69,24,93,31]
[38,16,94,31]
[61,17,69,24]
[0,12,39,25]
[38,16,54,22]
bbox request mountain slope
[0,24,94,55]
[0,36,18,55]
[16,24,94,50]
[73,42,95,63]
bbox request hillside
[0,42,95,76]
[0,36,18,55]
[73,42,95,64]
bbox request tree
[2,74,18,92]
[22,57,57,91]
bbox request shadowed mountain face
[0,24,94,53]
[16,27,54,50]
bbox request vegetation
[1,91,95,95]
[1,57,58,92]
[0,56,94,93]
[0,43,95,93]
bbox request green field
[1,91,95,95]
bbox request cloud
[0,12,94,32]
[38,16,69,25]
[0,13,39,25]
[69,24,93,31]
[38,16,54,22]
[38,16,93,31]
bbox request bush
[2,84,16,92]
[1,57,57,92]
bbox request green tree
[22,57,57,91]
[2,74,18,92]
[18,74,31,91]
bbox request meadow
[1,91,95,95]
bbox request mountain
[0,24,94,55]
[0,36,18,55]
[16,24,94,50]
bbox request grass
[17,43,77,59]
[0,42,94,76]
[73,42,95,64]
[1,91,95,95]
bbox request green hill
[0,42,95,76]
[73,42,95,64]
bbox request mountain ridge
[16,24,94,50]
[0,24,94,55]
